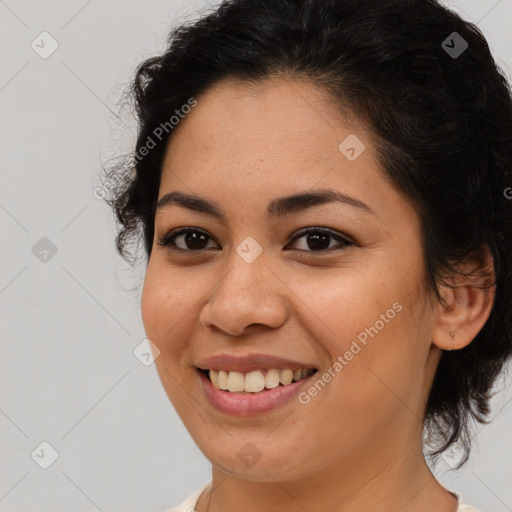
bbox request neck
[195,435,458,512]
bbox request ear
[431,246,496,351]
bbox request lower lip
[197,369,317,416]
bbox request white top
[166,481,483,512]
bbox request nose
[199,251,289,336]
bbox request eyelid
[288,226,354,245]
[158,226,354,253]
[157,227,220,251]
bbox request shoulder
[449,490,483,512]
[452,492,483,512]
[165,481,211,512]
[458,506,483,512]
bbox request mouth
[197,366,319,416]
[198,367,318,393]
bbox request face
[141,77,441,482]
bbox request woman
[105,0,512,510]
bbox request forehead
[158,77,410,222]
[164,76,365,165]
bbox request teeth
[218,370,228,390]
[265,369,280,389]
[226,371,244,392]
[244,371,265,392]
[207,368,315,393]
[279,369,294,385]
[210,369,219,388]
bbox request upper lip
[196,353,318,373]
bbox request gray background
[0,1,511,511]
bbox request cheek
[141,261,205,359]
[140,263,198,405]
[288,261,427,410]
[286,264,401,355]
[141,267,164,339]
[141,262,184,344]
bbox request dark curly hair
[103,0,512,467]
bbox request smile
[204,368,317,393]
[197,367,319,416]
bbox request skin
[141,76,495,512]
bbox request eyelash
[157,227,354,254]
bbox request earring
[448,331,455,351]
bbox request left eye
[157,227,352,253]
[287,228,352,252]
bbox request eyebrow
[155,189,375,220]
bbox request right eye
[157,228,220,253]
